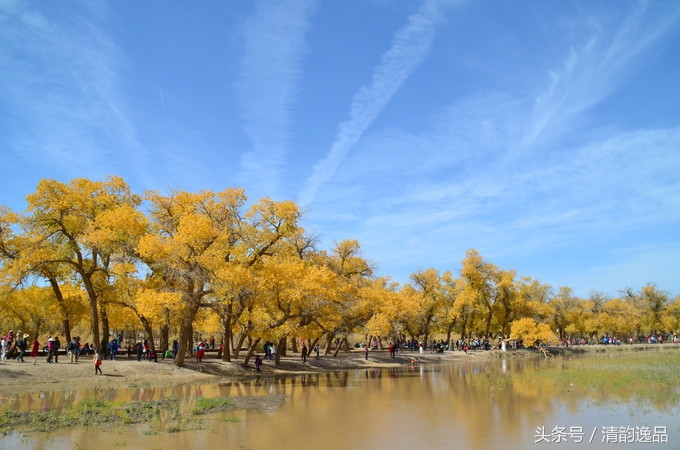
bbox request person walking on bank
[16,334,28,362]
[94,351,103,375]
[365,344,369,360]
[53,336,61,363]
[1,335,6,362]
[67,338,77,362]
[46,336,54,363]
[31,336,39,364]
[301,344,308,363]
[255,354,263,373]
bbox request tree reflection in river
[6,351,679,449]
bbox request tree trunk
[308,337,320,354]
[174,299,201,368]
[174,321,191,367]
[48,278,72,342]
[221,318,232,362]
[159,315,169,352]
[100,303,110,348]
[332,337,347,357]
[230,332,237,356]
[274,336,286,365]
[86,296,100,352]
[241,337,261,369]
[484,305,493,339]
[323,333,334,355]
[139,316,155,352]
[291,338,298,354]
[446,319,456,347]
[279,336,287,356]
[460,315,469,340]
[233,332,248,359]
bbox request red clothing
[31,339,39,358]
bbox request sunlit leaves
[2,178,678,352]
[510,317,557,347]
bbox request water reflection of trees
[9,353,675,421]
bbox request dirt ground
[0,348,481,396]
[0,344,675,396]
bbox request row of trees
[1,177,678,366]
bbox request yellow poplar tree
[22,176,144,351]
[324,240,374,353]
[403,268,449,346]
[140,190,301,367]
[510,317,556,347]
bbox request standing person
[31,336,39,364]
[314,344,320,359]
[6,331,14,358]
[196,341,205,362]
[73,337,81,361]
[67,338,75,362]
[94,351,102,375]
[255,354,262,373]
[365,344,369,360]
[53,336,61,363]
[16,334,28,362]
[100,338,108,359]
[210,336,215,350]
[109,339,119,361]
[270,343,276,361]
[148,346,158,362]
[135,341,143,361]
[172,339,179,360]
[301,344,308,363]
[46,336,54,363]
[1,335,7,362]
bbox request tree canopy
[1,176,678,366]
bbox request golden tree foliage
[139,188,247,365]
[402,268,449,345]
[140,189,302,366]
[510,317,557,347]
[2,178,678,354]
[661,296,680,334]
[361,277,404,339]
[5,286,62,337]
[20,176,144,351]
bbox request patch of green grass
[190,396,235,415]
[536,351,680,407]
[1,394,234,435]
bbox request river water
[5,353,679,449]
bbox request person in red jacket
[31,336,39,364]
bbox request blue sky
[1,0,679,299]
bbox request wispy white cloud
[234,0,316,199]
[301,2,680,292]
[298,0,457,206]
[0,2,141,177]
[516,1,680,154]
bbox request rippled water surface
[5,351,679,449]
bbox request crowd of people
[0,331,105,365]
[4,329,678,374]
[0,331,178,373]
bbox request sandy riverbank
[0,343,676,396]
